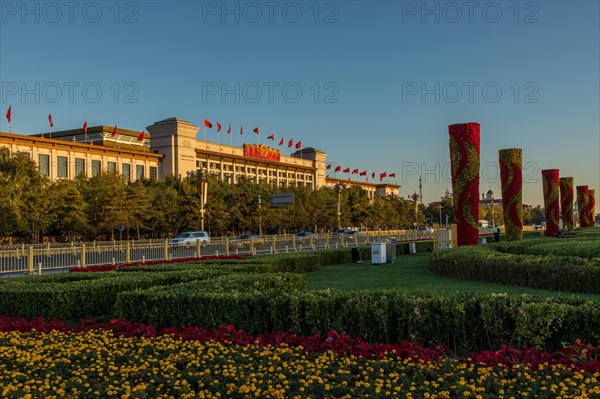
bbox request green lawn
[307,253,600,300]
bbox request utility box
[371,243,386,265]
[478,237,487,245]
[386,237,397,263]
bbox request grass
[307,253,600,300]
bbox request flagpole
[203,120,207,150]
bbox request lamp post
[335,184,342,229]
[198,169,208,231]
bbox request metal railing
[0,227,501,276]
[0,231,441,276]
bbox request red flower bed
[542,169,560,236]
[70,254,252,273]
[449,122,480,246]
[0,316,598,372]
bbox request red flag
[227,123,231,134]
[111,125,117,137]
[326,164,332,170]
[352,169,359,174]
[360,170,366,176]
[288,139,294,148]
[371,172,375,179]
[343,167,350,173]
[379,172,387,181]
[240,126,243,135]
[203,118,212,129]
[83,120,88,134]
[253,127,259,134]
[335,165,341,172]
[48,114,53,128]
[217,122,222,132]
[137,131,145,141]
[278,137,284,146]
[295,140,302,149]
[5,106,11,123]
[389,173,396,178]
[267,134,275,141]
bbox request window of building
[122,163,131,182]
[57,156,68,178]
[91,160,101,177]
[38,154,50,177]
[107,162,117,173]
[136,165,145,180]
[149,166,158,180]
[17,152,30,159]
[75,158,85,178]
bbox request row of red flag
[3,105,145,142]
[4,109,392,177]
[203,118,302,149]
[326,163,396,181]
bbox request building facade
[0,126,162,182]
[1,117,399,197]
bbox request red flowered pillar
[499,148,523,241]
[449,123,480,246]
[576,186,590,227]
[559,177,575,232]
[588,189,596,226]
[541,169,560,236]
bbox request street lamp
[198,169,208,231]
[335,184,342,229]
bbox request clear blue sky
[1,0,598,206]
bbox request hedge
[115,288,600,353]
[430,236,600,294]
[0,269,224,320]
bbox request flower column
[499,148,523,241]
[541,169,560,236]
[449,123,480,246]
[588,189,596,226]
[559,177,575,232]
[576,186,590,227]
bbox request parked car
[295,231,316,241]
[418,227,432,232]
[344,230,363,235]
[230,234,263,247]
[169,231,210,246]
[332,228,353,235]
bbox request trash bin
[371,243,386,265]
[408,242,416,254]
[478,237,487,245]
[386,237,397,263]
[351,247,363,263]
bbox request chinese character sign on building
[243,144,281,162]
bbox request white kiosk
[371,243,386,265]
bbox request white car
[169,231,210,246]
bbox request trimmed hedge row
[430,237,600,294]
[0,269,226,320]
[115,289,600,353]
